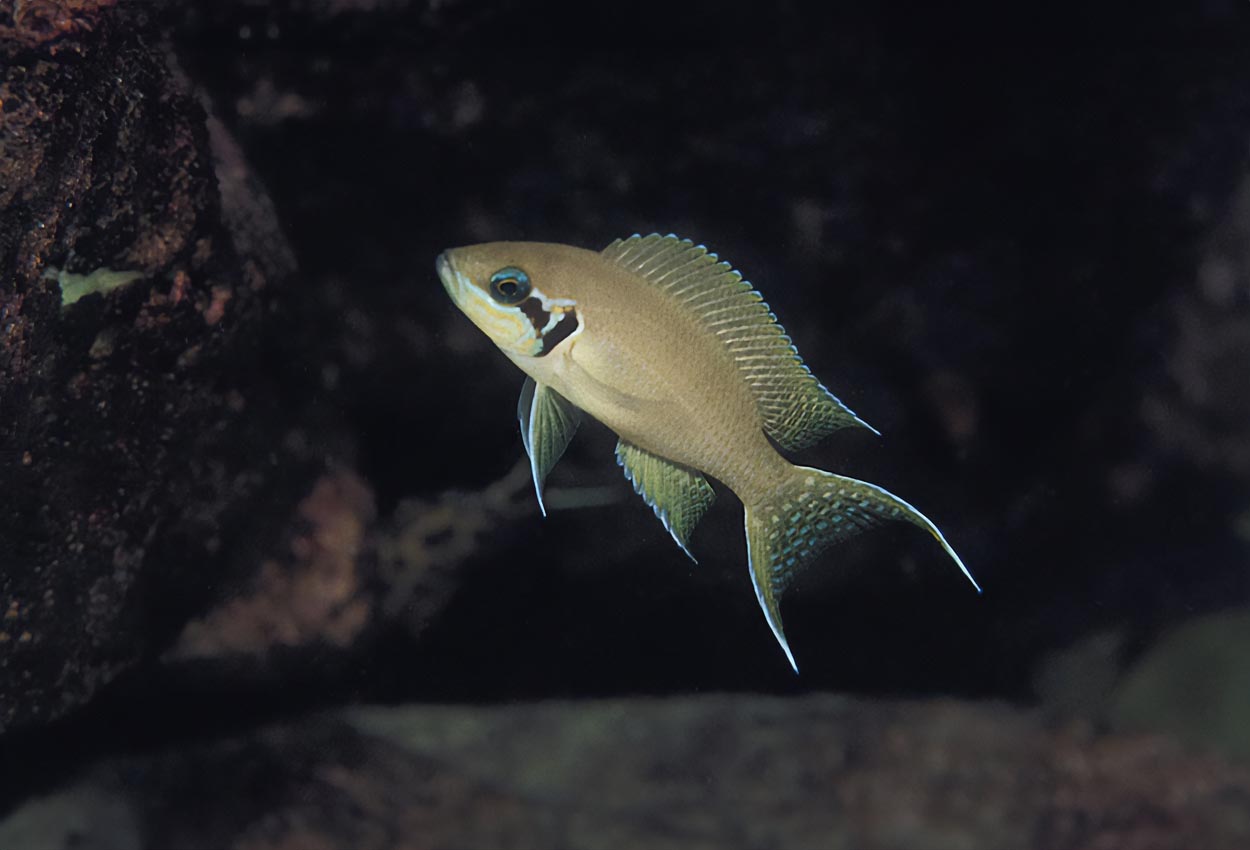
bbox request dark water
[175,8,1248,696]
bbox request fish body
[438,234,978,670]
[456,242,783,500]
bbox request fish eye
[488,267,531,304]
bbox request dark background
[167,3,1250,700]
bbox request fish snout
[435,251,460,299]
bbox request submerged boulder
[0,3,322,732]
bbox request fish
[437,233,980,671]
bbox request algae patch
[45,267,144,308]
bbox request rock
[0,781,139,850]
[5,694,1249,849]
[170,470,377,661]
[1110,608,1250,762]
[1143,167,1250,479]
[0,2,326,732]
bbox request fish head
[437,242,582,359]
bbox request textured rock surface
[4,694,1250,850]
[0,2,326,731]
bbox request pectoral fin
[615,440,716,561]
[518,377,582,516]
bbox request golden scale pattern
[601,234,866,451]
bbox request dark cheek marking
[536,309,578,357]
[518,296,578,357]
[519,296,548,332]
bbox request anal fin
[518,377,582,516]
[615,440,715,561]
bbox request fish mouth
[435,251,461,300]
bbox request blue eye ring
[488,267,531,304]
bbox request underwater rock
[1110,607,1250,762]
[0,3,327,732]
[1032,628,1128,720]
[1143,166,1250,481]
[170,471,378,661]
[0,781,138,850]
[154,462,535,692]
[4,694,1249,850]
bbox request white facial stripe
[456,276,532,343]
[525,287,582,356]
[531,287,575,335]
[532,288,576,311]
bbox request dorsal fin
[602,234,876,451]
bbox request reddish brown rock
[0,2,326,731]
[172,471,377,660]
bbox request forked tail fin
[744,465,980,672]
